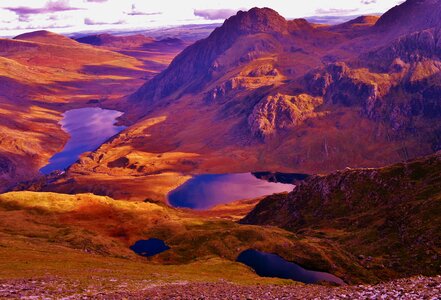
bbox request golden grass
[0,191,369,284]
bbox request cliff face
[241,152,441,279]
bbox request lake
[40,107,125,174]
[168,173,295,210]
[237,249,345,285]
[130,238,170,257]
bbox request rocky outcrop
[245,63,279,77]
[365,27,441,67]
[305,63,380,113]
[248,93,322,138]
[203,78,248,103]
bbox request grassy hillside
[242,152,441,280]
[0,191,388,285]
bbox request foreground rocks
[1,275,440,299]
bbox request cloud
[84,18,125,25]
[194,8,239,20]
[126,4,162,16]
[315,8,359,16]
[361,0,377,4]
[5,0,83,16]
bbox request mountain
[42,1,441,201]
[375,0,441,36]
[242,152,441,280]
[129,8,320,109]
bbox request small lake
[237,249,345,285]
[130,238,170,257]
[168,173,295,210]
[40,107,126,174]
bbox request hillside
[0,30,186,192]
[43,0,441,201]
[0,191,367,284]
[242,152,441,280]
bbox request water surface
[168,173,295,210]
[237,249,345,285]
[40,107,125,174]
[130,238,170,257]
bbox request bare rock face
[248,93,322,138]
[246,63,279,77]
[203,78,247,103]
[366,27,441,67]
[306,63,380,112]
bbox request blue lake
[40,107,125,174]
[130,238,170,257]
[168,173,295,210]
[237,249,345,285]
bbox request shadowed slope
[242,152,441,280]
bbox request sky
[0,0,404,37]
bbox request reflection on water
[168,173,295,210]
[237,249,345,285]
[40,107,125,174]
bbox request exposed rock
[246,64,279,77]
[248,93,322,138]
[107,157,130,168]
[204,78,247,103]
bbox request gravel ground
[1,275,440,299]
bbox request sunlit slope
[0,30,185,191]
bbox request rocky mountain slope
[46,0,441,201]
[242,152,441,280]
[375,0,441,36]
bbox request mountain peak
[224,7,288,34]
